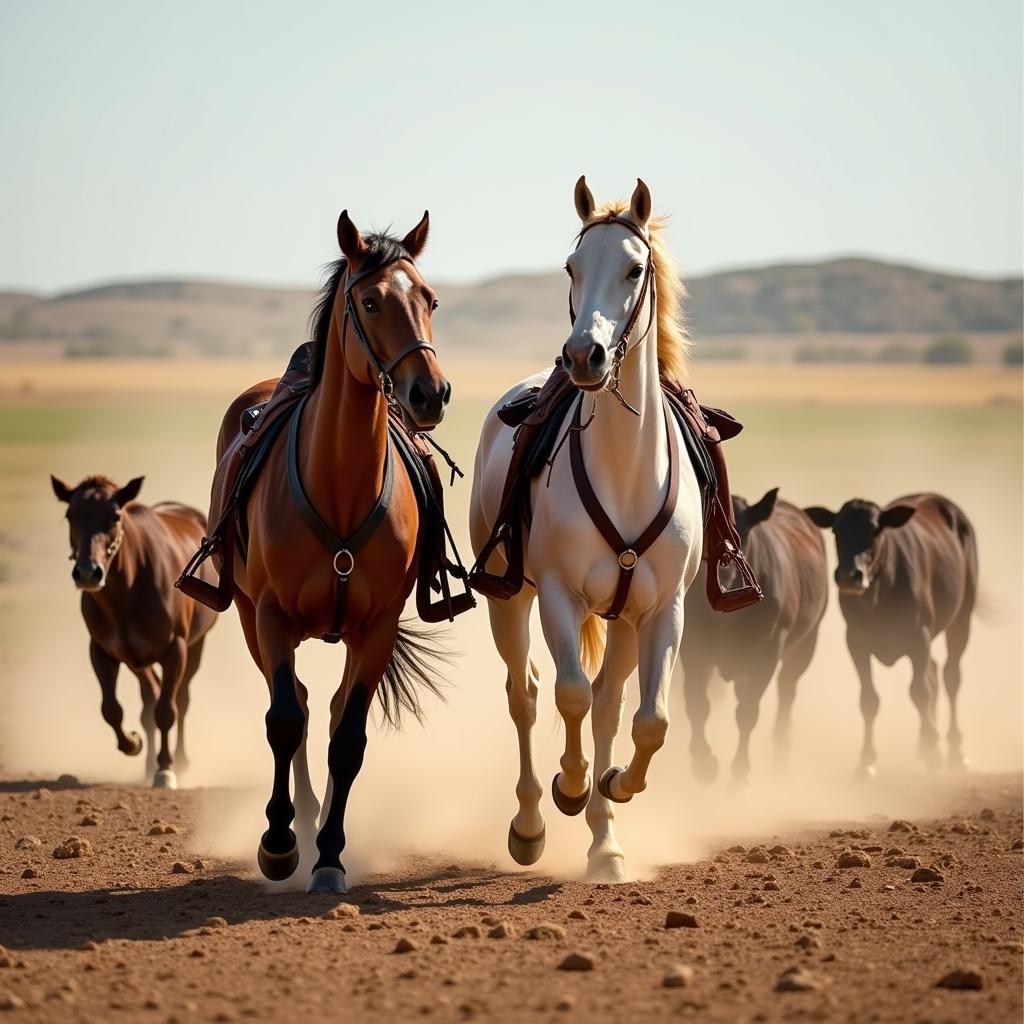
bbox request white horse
[469,177,704,881]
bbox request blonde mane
[585,199,690,384]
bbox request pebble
[429,934,448,945]
[205,917,228,929]
[663,964,695,988]
[0,993,25,1011]
[745,846,770,864]
[774,965,823,992]
[978,807,995,821]
[323,904,360,920]
[14,837,41,851]
[525,923,566,941]
[888,820,915,833]
[567,910,589,921]
[795,933,821,950]
[666,911,699,929]
[452,925,481,939]
[147,822,180,836]
[910,867,943,884]
[170,861,193,875]
[835,850,870,869]
[886,856,921,869]
[555,995,576,1011]
[393,937,418,954]
[935,967,983,990]
[56,774,80,787]
[487,922,514,939]
[20,869,38,880]
[79,815,100,827]
[53,836,94,859]
[79,941,99,951]
[557,951,594,972]
[848,878,862,889]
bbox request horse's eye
[431,299,439,312]
[362,299,378,314]
[628,265,644,280]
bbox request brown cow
[681,488,828,783]
[51,474,217,787]
[804,492,977,776]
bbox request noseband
[342,257,435,405]
[567,213,657,414]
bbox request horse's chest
[84,597,172,669]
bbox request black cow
[681,489,829,783]
[805,492,977,776]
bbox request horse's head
[335,210,450,429]
[805,499,916,593]
[561,176,654,391]
[51,474,143,591]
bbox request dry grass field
[0,355,1021,1022]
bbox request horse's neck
[303,316,389,529]
[580,321,667,490]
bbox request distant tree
[694,343,749,361]
[924,335,974,365]
[795,344,867,363]
[875,342,917,363]
[1003,340,1024,366]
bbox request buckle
[617,549,638,570]
[333,549,355,578]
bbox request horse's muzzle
[405,376,451,430]
[561,339,609,390]
[72,561,105,591]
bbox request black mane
[307,231,412,382]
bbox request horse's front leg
[537,580,593,811]
[600,600,682,802]
[585,620,636,882]
[90,640,143,758]
[307,608,398,895]
[255,597,304,882]
[153,636,188,789]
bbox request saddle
[176,342,475,633]
[468,363,762,615]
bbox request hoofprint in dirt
[0,775,1020,1024]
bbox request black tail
[377,619,452,727]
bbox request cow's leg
[537,581,592,809]
[909,635,942,772]
[943,604,972,771]
[488,588,545,866]
[152,636,188,789]
[773,630,818,773]
[90,641,143,758]
[585,620,636,881]
[601,601,683,802]
[682,656,718,784]
[849,634,879,778]
[131,666,160,780]
[731,662,776,784]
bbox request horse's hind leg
[172,636,205,779]
[943,603,973,771]
[585,620,635,882]
[600,602,682,803]
[254,597,304,881]
[537,582,593,812]
[152,636,188,789]
[90,641,144,759]
[489,590,545,865]
[773,631,817,773]
[131,666,159,781]
[681,656,718,784]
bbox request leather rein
[288,254,428,643]
[564,214,678,621]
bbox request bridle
[341,256,435,408]
[68,518,125,569]
[567,213,657,416]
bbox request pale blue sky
[1,1,1021,293]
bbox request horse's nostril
[72,565,82,583]
[409,382,427,409]
[561,344,571,369]
[442,380,452,405]
[588,345,605,369]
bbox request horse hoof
[691,754,719,785]
[257,831,299,881]
[947,753,971,773]
[597,767,632,803]
[586,851,627,883]
[306,866,348,894]
[853,764,877,782]
[152,769,177,790]
[551,772,591,817]
[121,732,144,757]
[507,822,545,866]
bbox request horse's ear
[630,178,652,228]
[747,487,780,527]
[804,506,835,529]
[113,476,144,508]
[337,210,367,264]
[574,175,595,222]
[401,211,429,260]
[879,504,915,530]
[51,475,74,503]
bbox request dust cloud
[2,359,1021,886]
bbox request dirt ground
[0,772,1020,1024]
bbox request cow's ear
[746,487,779,527]
[804,506,835,529]
[879,504,915,530]
[113,476,144,507]
[51,475,74,503]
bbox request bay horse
[805,493,978,776]
[470,178,704,881]
[680,488,828,784]
[50,474,216,787]
[212,210,451,894]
